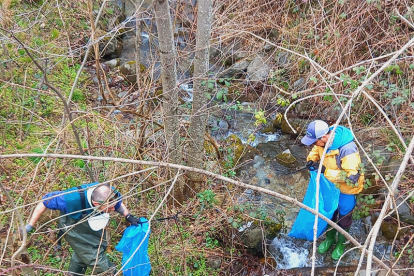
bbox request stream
[102,1,395,270]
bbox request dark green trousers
[59,214,116,275]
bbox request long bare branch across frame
[0,153,400,275]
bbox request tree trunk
[186,0,213,195]
[153,0,183,202]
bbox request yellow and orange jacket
[307,126,364,195]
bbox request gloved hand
[125,214,140,226]
[306,160,326,173]
[19,224,34,235]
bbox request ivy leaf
[208,82,214,89]
[216,90,223,100]
[74,159,85,168]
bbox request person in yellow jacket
[301,120,364,260]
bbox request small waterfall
[270,235,311,269]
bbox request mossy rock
[273,113,283,129]
[276,152,296,167]
[261,124,276,134]
[265,222,283,239]
[226,83,246,102]
[273,113,301,135]
[380,220,405,240]
[226,134,245,162]
[119,61,147,83]
[204,140,216,156]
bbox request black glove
[306,160,326,173]
[19,224,34,235]
[125,214,140,226]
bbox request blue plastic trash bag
[288,171,340,241]
[116,217,151,276]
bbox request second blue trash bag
[288,171,340,241]
[115,217,151,276]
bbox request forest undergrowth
[1,0,414,275]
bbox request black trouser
[332,209,353,229]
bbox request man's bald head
[91,184,113,203]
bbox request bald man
[25,183,139,275]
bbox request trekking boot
[332,231,347,260]
[317,228,337,254]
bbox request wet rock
[253,155,265,169]
[218,119,229,131]
[207,114,219,128]
[256,136,294,160]
[275,150,296,168]
[238,226,263,254]
[208,116,229,133]
[255,169,268,180]
[363,216,373,233]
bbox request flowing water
[112,9,394,269]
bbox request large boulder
[218,59,252,79]
[247,54,271,81]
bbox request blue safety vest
[64,182,100,219]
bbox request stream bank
[83,0,413,273]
